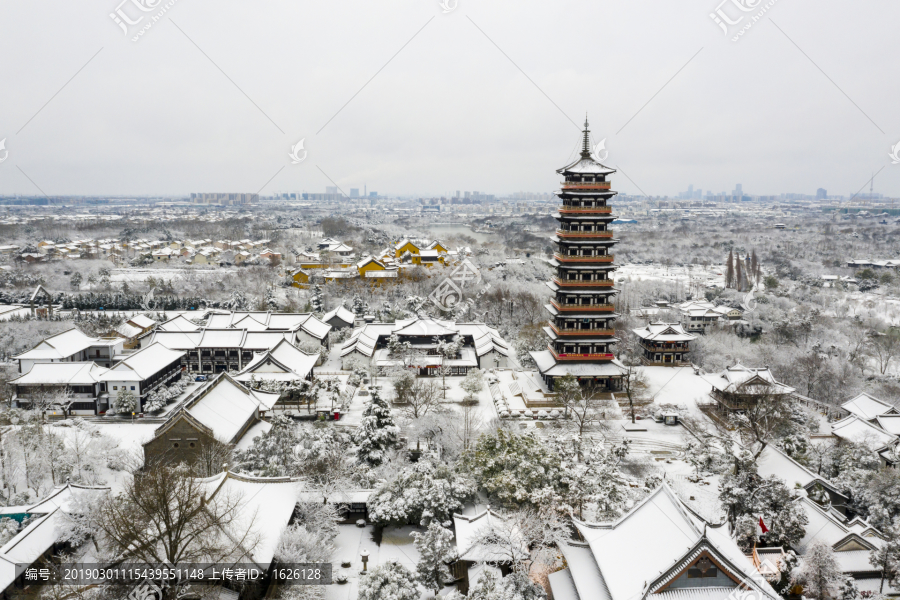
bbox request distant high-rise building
[733,184,743,196]
[456,191,461,198]
[350,188,359,198]
[816,188,827,200]
[369,192,377,198]
[326,186,338,195]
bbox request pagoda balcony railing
[556,230,614,238]
[549,323,615,336]
[558,206,613,214]
[642,343,690,351]
[554,253,614,263]
[550,299,615,312]
[561,181,611,190]
[549,345,615,361]
[551,277,614,287]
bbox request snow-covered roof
[796,497,884,555]
[196,472,301,569]
[12,328,117,360]
[0,483,109,592]
[754,445,844,498]
[153,374,275,443]
[632,322,697,342]
[703,364,795,395]
[557,155,616,176]
[453,508,521,562]
[115,321,143,339]
[829,415,897,450]
[11,361,108,386]
[875,414,900,435]
[100,342,185,382]
[841,393,898,421]
[571,484,779,600]
[233,339,317,383]
[530,350,626,377]
[393,318,456,337]
[322,305,355,326]
[158,315,201,332]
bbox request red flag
[759,517,769,534]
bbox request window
[130,386,135,391]
[113,386,118,390]
[173,443,179,449]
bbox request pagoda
[530,118,625,391]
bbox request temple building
[632,322,697,366]
[530,118,625,391]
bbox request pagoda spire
[580,115,592,159]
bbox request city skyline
[0,0,898,198]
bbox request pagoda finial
[581,114,591,159]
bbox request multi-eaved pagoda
[530,118,625,391]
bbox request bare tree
[97,463,260,592]
[192,439,234,478]
[568,385,616,444]
[728,387,794,461]
[867,329,900,375]
[621,365,648,424]
[402,378,442,420]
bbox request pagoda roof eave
[556,157,616,176]
[545,304,621,318]
[547,282,617,294]
[550,236,618,245]
[553,213,617,221]
[549,260,617,270]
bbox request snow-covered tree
[310,285,325,315]
[683,433,724,478]
[793,541,842,600]
[233,415,300,477]
[110,389,137,415]
[352,389,401,467]
[870,523,900,593]
[357,560,419,600]
[368,459,475,527]
[465,429,562,508]
[411,522,457,593]
[460,368,485,404]
[720,455,808,551]
[0,518,18,546]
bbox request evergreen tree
[725,250,735,289]
[735,256,744,293]
[311,285,325,315]
[352,389,401,467]
[794,541,842,600]
[412,522,457,593]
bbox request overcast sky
[0,0,898,199]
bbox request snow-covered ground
[614,263,725,288]
[640,366,711,417]
[327,524,427,600]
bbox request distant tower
[530,117,622,392]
